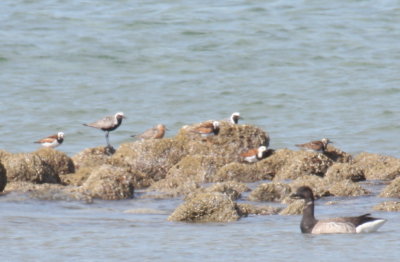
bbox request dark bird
[34,132,64,148]
[83,112,125,148]
[291,186,386,234]
[295,138,332,153]
[132,124,167,140]
[240,146,268,163]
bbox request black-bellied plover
[83,112,125,148]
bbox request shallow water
[1,0,399,261]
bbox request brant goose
[34,132,64,148]
[291,186,386,234]
[295,138,332,153]
[132,124,167,140]
[83,112,125,148]
[240,146,268,163]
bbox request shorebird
[192,121,220,137]
[230,112,242,124]
[83,112,125,148]
[291,186,386,234]
[132,124,167,140]
[240,145,268,163]
[34,132,64,148]
[295,138,332,153]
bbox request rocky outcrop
[237,203,281,216]
[248,183,291,202]
[324,163,365,182]
[373,201,400,212]
[379,177,400,198]
[353,152,400,180]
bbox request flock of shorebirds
[33,111,387,234]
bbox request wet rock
[0,161,6,192]
[274,151,333,181]
[178,121,269,162]
[168,192,240,223]
[149,155,227,196]
[379,177,400,198]
[111,138,186,182]
[3,153,60,184]
[325,163,365,182]
[72,146,113,169]
[353,152,400,180]
[328,180,370,196]
[82,165,134,200]
[248,182,291,202]
[279,200,305,215]
[289,176,330,198]
[5,181,92,203]
[59,167,93,186]
[35,147,75,175]
[237,203,281,216]
[214,162,274,183]
[206,181,250,200]
[373,201,400,212]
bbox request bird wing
[85,115,114,129]
[240,148,258,158]
[34,135,57,144]
[139,127,158,139]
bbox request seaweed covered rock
[279,200,305,215]
[111,138,185,182]
[205,181,250,200]
[274,151,333,181]
[177,121,269,162]
[328,180,370,196]
[214,161,274,183]
[323,144,353,163]
[289,176,330,198]
[35,147,75,175]
[248,182,291,202]
[325,163,365,182]
[0,161,6,192]
[373,201,400,212]
[237,203,281,216]
[353,152,400,180]
[5,181,92,203]
[3,153,60,183]
[149,155,227,196]
[379,177,400,198]
[168,192,240,222]
[82,164,134,200]
[72,146,113,169]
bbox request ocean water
[1,0,399,261]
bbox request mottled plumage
[132,124,167,140]
[83,112,125,147]
[291,186,386,234]
[295,138,332,153]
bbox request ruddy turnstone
[34,132,64,148]
[240,145,268,163]
[132,124,167,140]
[230,112,242,124]
[83,112,125,148]
[192,121,220,137]
[295,138,332,153]
[291,186,386,234]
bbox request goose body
[291,186,386,234]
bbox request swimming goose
[291,186,386,234]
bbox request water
[1,0,399,261]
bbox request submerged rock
[237,203,281,216]
[379,177,400,198]
[168,192,240,223]
[373,201,400,212]
[205,181,250,200]
[353,152,400,180]
[82,165,134,200]
[3,153,60,184]
[279,200,305,215]
[248,182,291,202]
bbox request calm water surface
[1,0,399,261]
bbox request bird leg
[105,131,111,147]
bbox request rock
[323,144,353,163]
[0,161,6,192]
[373,201,400,212]
[72,146,113,169]
[149,155,227,196]
[82,165,134,200]
[206,181,250,200]
[289,176,330,198]
[279,200,305,215]
[168,192,240,222]
[353,152,400,180]
[325,163,365,182]
[2,153,60,183]
[214,161,274,183]
[379,177,400,198]
[236,203,281,216]
[274,151,333,180]
[59,167,93,186]
[248,182,291,202]
[328,180,370,196]
[111,138,185,182]
[5,181,92,203]
[35,148,75,175]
